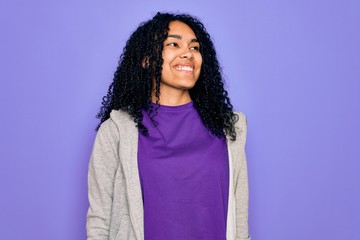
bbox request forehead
[167,21,196,38]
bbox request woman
[87,12,250,240]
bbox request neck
[152,89,192,106]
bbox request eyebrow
[167,34,199,42]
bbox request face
[160,21,203,97]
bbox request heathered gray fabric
[86,109,250,240]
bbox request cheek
[196,52,203,63]
[197,55,203,69]
[162,50,176,63]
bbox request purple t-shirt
[138,101,229,240]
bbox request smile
[174,65,194,72]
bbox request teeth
[176,66,193,72]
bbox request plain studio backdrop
[0,0,359,239]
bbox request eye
[166,42,179,47]
[190,45,200,51]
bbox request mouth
[174,64,194,73]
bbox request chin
[179,81,197,90]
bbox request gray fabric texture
[86,109,250,240]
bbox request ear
[142,56,150,69]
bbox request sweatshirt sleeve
[86,120,119,240]
[235,113,251,240]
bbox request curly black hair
[96,12,239,140]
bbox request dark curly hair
[96,12,239,140]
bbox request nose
[180,49,194,59]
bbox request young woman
[86,12,250,240]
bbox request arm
[86,120,119,240]
[235,113,251,240]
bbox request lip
[173,62,195,73]
[173,62,195,67]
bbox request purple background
[1,0,359,239]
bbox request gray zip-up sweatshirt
[86,110,250,240]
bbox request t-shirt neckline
[150,101,194,112]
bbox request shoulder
[234,112,247,127]
[233,111,247,132]
[109,109,136,127]
[96,117,120,149]
[97,109,135,139]
[233,111,248,144]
